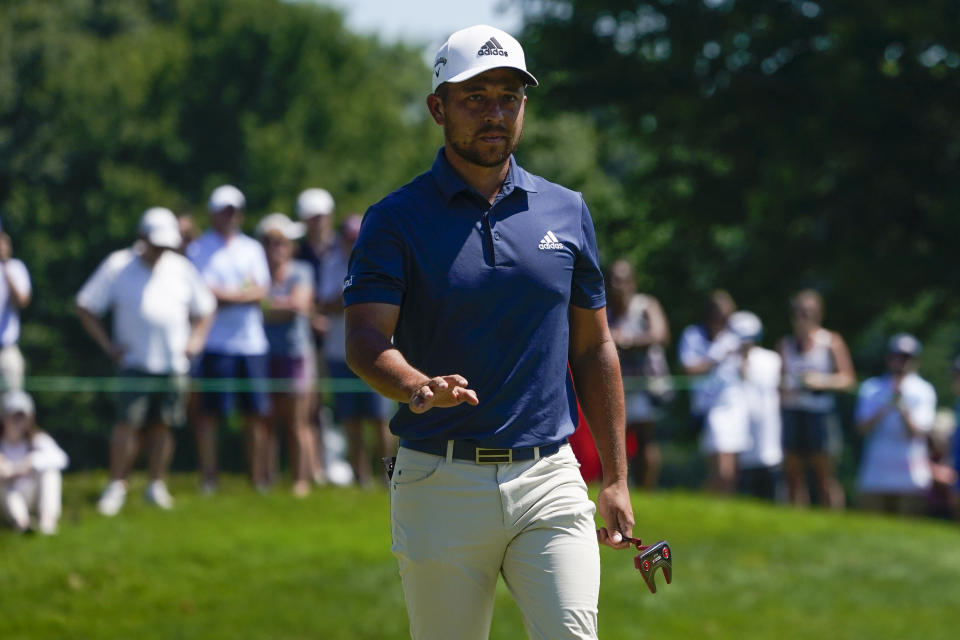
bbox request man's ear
[426,93,445,125]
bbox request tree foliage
[517,0,960,385]
[0,0,440,435]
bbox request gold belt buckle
[475,447,512,464]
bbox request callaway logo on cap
[432,25,538,92]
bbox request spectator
[679,290,743,493]
[319,214,394,486]
[77,207,215,515]
[605,258,671,489]
[854,333,936,517]
[294,188,337,481]
[0,391,67,534]
[730,311,783,501]
[187,185,272,492]
[256,213,322,496]
[294,188,336,348]
[778,290,855,509]
[0,227,31,390]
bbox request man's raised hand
[409,375,479,414]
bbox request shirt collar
[431,148,538,204]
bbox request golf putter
[621,536,673,594]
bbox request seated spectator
[730,311,783,502]
[605,258,671,489]
[778,289,854,509]
[0,391,68,534]
[854,333,936,517]
[256,213,322,496]
[679,290,743,493]
[318,215,394,487]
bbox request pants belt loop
[533,446,540,460]
[445,440,454,463]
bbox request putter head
[634,540,672,594]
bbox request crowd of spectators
[1,193,959,534]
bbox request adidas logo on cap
[538,231,563,250]
[478,37,509,57]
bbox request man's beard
[445,124,523,168]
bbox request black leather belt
[399,438,565,464]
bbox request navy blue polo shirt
[343,149,606,448]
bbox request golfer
[344,25,634,640]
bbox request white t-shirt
[77,248,216,374]
[678,324,741,416]
[739,347,783,469]
[0,432,69,472]
[855,373,936,494]
[0,259,31,347]
[318,243,349,362]
[187,230,270,355]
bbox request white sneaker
[97,480,127,517]
[144,480,174,510]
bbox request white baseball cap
[432,25,538,92]
[138,207,182,249]
[2,390,35,416]
[295,188,335,220]
[208,184,246,213]
[728,311,763,342]
[256,212,305,241]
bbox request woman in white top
[0,391,68,534]
[778,290,855,508]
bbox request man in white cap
[295,188,336,343]
[187,185,272,491]
[77,207,216,515]
[344,25,634,640]
[854,333,936,516]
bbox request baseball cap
[256,212,305,241]
[208,184,246,213]
[888,333,922,357]
[2,390,35,416]
[432,25,538,92]
[295,188,335,220]
[138,207,182,249]
[728,311,763,342]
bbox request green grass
[1,473,958,639]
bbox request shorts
[113,369,187,428]
[327,360,392,422]
[197,352,271,417]
[625,392,660,423]
[0,344,25,390]
[700,395,750,455]
[781,409,838,456]
[268,354,315,395]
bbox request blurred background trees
[2,0,960,460]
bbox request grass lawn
[1,472,958,639]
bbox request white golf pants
[390,443,600,640]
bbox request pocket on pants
[392,448,443,487]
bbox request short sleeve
[678,326,706,368]
[570,197,606,309]
[342,205,406,307]
[6,260,31,296]
[185,261,216,318]
[908,382,937,432]
[249,240,271,288]
[853,380,878,423]
[76,255,118,316]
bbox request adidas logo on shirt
[538,231,563,250]
[478,37,509,57]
